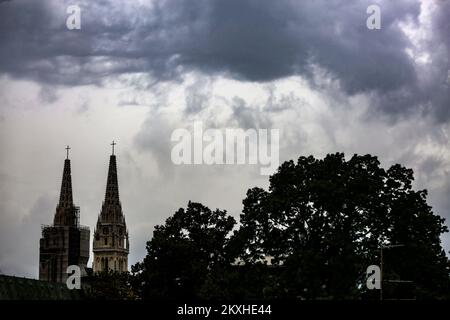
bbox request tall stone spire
[100,141,124,223]
[104,153,120,207]
[58,158,73,208]
[53,147,77,226]
[93,141,129,273]
[40,146,90,283]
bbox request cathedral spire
[104,141,120,206]
[58,147,73,208]
[53,146,77,226]
[40,146,90,283]
[111,140,116,156]
[94,141,129,273]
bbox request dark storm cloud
[425,0,450,121]
[0,0,449,119]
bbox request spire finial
[66,145,71,159]
[111,141,116,155]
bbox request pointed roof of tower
[93,142,129,273]
[104,153,120,206]
[98,141,125,224]
[58,147,73,208]
[104,141,120,205]
[54,146,78,226]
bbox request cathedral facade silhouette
[39,143,129,283]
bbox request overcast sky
[0,0,449,278]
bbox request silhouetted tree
[132,154,450,300]
[83,271,136,300]
[236,153,450,299]
[131,201,236,299]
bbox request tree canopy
[236,153,449,299]
[126,153,449,300]
[131,201,236,299]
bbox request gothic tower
[39,147,90,283]
[93,142,129,273]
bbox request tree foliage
[130,154,450,300]
[131,201,236,299]
[83,271,136,300]
[236,153,449,299]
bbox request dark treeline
[84,153,450,300]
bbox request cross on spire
[65,145,71,159]
[111,141,116,155]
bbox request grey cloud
[418,156,446,178]
[184,78,212,115]
[39,86,59,104]
[23,193,56,226]
[0,193,55,278]
[1,0,449,120]
[263,86,308,113]
[134,113,175,177]
[228,96,273,130]
[424,0,450,122]
[76,100,89,114]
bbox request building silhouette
[93,142,130,272]
[39,148,90,283]
[0,274,81,300]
